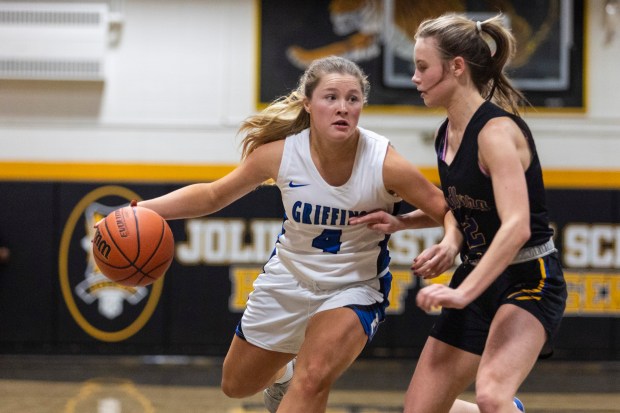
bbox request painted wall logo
[59,186,164,342]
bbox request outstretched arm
[350,145,447,231]
[366,146,462,276]
[139,141,283,220]
[349,208,439,233]
[382,146,447,225]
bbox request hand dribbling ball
[92,201,174,286]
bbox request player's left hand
[411,242,457,279]
[416,283,468,312]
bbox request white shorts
[236,261,392,354]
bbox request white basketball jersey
[266,127,401,287]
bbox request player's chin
[328,131,356,144]
[421,95,438,108]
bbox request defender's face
[412,37,449,107]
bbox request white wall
[0,0,618,171]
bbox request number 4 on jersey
[312,229,342,253]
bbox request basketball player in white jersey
[138,56,461,412]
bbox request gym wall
[0,1,618,359]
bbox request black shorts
[430,252,567,356]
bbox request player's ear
[452,57,465,76]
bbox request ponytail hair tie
[475,20,497,57]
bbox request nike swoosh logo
[288,181,309,188]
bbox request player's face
[412,37,450,107]
[305,73,363,143]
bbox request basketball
[92,202,174,286]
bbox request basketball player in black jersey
[351,13,567,413]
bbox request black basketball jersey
[435,101,553,264]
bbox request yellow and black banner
[0,181,617,359]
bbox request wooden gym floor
[0,355,618,413]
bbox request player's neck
[446,92,485,131]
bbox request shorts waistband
[511,238,557,264]
[469,238,556,266]
[296,268,391,292]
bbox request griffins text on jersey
[291,200,365,226]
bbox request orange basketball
[92,203,174,286]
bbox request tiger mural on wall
[285,0,559,71]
